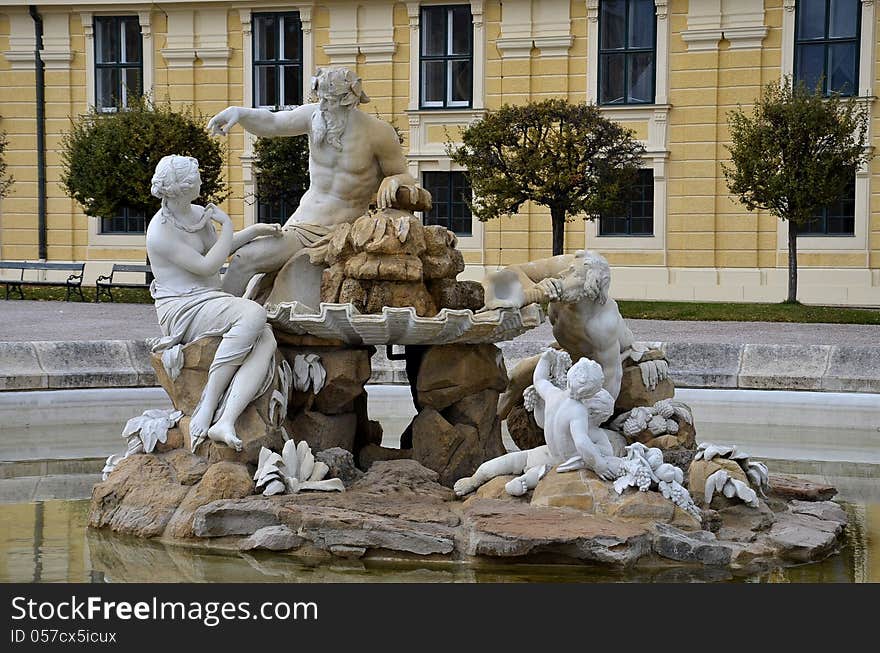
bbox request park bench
[95,263,228,302]
[95,263,153,303]
[0,261,86,301]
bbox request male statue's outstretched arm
[208,104,314,138]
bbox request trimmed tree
[252,135,310,221]
[60,96,228,220]
[722,78,871,303]
[448,99,645,255]
[0,126,13,199]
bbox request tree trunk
[787,219,798,303]
[550,207,566,256]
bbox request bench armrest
[67,272,84,283]
[96,274,112,283]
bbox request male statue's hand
[377,176,400,209]
[207,107,241,136]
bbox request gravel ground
[1,299,878,348]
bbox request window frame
[799,176,856,236]
[252,11,304,111]
[793,0,861,97]
[419,5,474,110]
[93,15,143,112]
[100,206,147,235]
[422,170,474,237]
[597,0,658,106]
[598,168,655,237]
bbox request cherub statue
[454,349,622,498]
[146,155,282,452]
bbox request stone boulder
[88,454,190,538]
[315,447,364,488]
[530,468,700,530]
[505,403,545,451]
[288,410,357,453]
[615,364,675,412]
[411,406,505,488]
[416,343,508,411]
[313,209,471,316]
[164,461,254,539]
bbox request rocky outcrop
[312,209,480,316]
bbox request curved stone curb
[0,339,877,393]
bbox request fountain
[86,67,849,576]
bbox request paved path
[1,299,879,347]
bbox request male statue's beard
[311,104,349,151]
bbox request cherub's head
[566,357,605,401]
[558,250,612,305]
[150,155,201,201]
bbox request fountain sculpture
[89,67,849,574]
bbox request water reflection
[0,498,878,583]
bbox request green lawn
[4,285,879,324]
[617,300,880,325]
[3,285,153,304]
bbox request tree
[0,126,13,199]
[252,135,310,220]
[60,96,228,220]
[722,78,871,303]
[448,99,645,255]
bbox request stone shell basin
[266,301,544,345]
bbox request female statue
[146,155,281,451]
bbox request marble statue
[488,250,637,417]
[207,66,427,305]
[146,154,281,452]
[454,349,621,497]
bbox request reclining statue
[146,155,281,452]
[207,66,429,306]
[454,349,621,497]
[484,250,635,418]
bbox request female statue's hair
[150,155,200,200]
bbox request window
[794,0,860,96]
[257,197,297,225]
[598,0,656,105]
[101,206,146,234]
[253,12,303,110]
[94,16,142,111]
[599,169,654,236]
[420,5,473,108]
[422,171,473,236]
[800,177,856,235]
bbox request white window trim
[407,1,485,112]
[81,9,153,244]
[586,0,669,106]
[240,6,314,229]
[81,10,153,114]
[777,0,875,255]
[585,153,666,254]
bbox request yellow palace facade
[0,0,878,305]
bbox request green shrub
[60,96,228,219]
[0,125,12,199]
[252,134,310,212]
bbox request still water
[0,387,878,582]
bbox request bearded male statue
[484,250,638,418]
[207,66,427,306]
